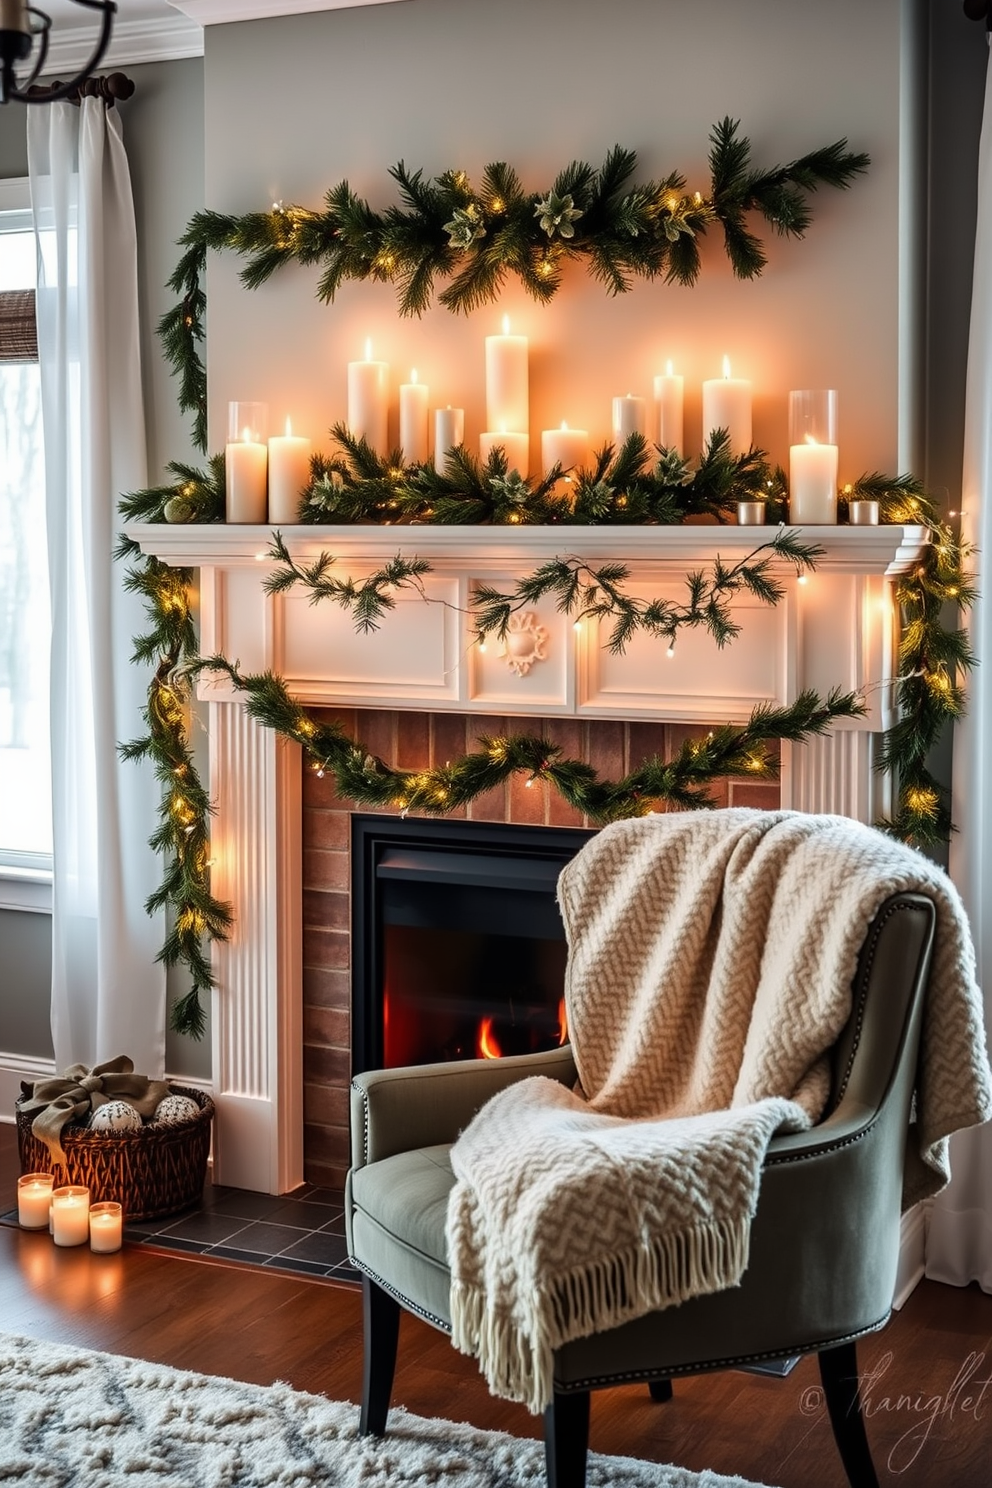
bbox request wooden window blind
[0,289,38,361]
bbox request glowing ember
[557,997,568,1046]
[477,1017,502,1060]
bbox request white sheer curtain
[926,49,992,1290]
[28,99,165,1075]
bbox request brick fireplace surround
[301,706,780,1191]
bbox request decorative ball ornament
[163,494,195,523]
[152,1094,200,1126]
[90,1100,143,1134]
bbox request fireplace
[351,816,594,1074]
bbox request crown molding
[168,0,409,24]
[37,14,203,76]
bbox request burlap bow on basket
[19,1056,171,1165]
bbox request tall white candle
[267,418,311,524]
[52,1186,90,1247]
[541,422,589,477]
[485,315,529,434]
[17,1173,53,1229]
[399,369,429,464]
[347,339,390,454]
[702,356,752,454]
[89,1202,123,1254]
[612,393,647,444]
[789,438,839,523]
[433,406,465,465]
[226,429,268,523]
[654,361,684,455]
[480,429,529,476]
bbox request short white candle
[17,1173,54,1230]
[485,315,529,435]
[654,361,684,455]
[612,393,646,443]
[347,339,390,455]
[434,406,465,465]
[480,429,529,476]
[790,437,839,523]
[267,418,311,524]
[702,356,752,454]
[225,428,268,523]
[51,1186,90,1247]
[541,421,589,477]
[89,1202,123,1254]
[399,369,429,464]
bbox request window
[0,180,52,904]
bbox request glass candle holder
[89,1201,123,1254]
[789,390,839,524]
[51,1185,90,1247]
[17,1172,54,1230]
[226,401,269,523]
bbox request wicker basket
[16,1084,214,1222]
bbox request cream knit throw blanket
[446,810,992,1415]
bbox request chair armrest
[350,1046,578,1170]
[765,1099,877,1163]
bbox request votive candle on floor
[434,406,464,465]
[17,1173,54,1230]
[226,402,268,523]
[702,357,752,454]
[479,429,529,476]
[654,362,684,454]
[89,1202,123,1254]
[52,1186,90,1247]
[347,339,389,454]
[267,418,311,524]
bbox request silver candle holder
[848,499,880,526]
[737,501,766,526]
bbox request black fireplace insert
[351,815,593,1074]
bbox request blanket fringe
[450,1217,750,1415]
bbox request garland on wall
[159,119,869,455]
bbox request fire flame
[557,997,568,1046]
[477,1017,502,1060]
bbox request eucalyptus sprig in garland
[161,119,869,456]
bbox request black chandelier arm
[1,0,117,106]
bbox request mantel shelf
[128,521,930,576]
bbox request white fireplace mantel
[130,520,928,1194]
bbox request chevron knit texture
[447,809,992,1416]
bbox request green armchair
[346,890,936,1488]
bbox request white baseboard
[0,1052,57,1125]
[893,1202,929,1309]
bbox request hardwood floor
[3,1126,991,1487]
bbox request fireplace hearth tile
[224,1221,312,1255]
[157,1211,254,1245]
[277,1230,349,1267]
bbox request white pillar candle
[702,356,752,454]
[267,418,311,524]
[347,339,390,454]
[485,315,529,434]
[612,393,647,443]
[434,406,465,465]
[89,1202,123,1254]
[226,431,268,523]
[789,438,839,523]
[399,369,429,464]
[654,361,685,455]
[51,1186,90,1247]
[480,429,529,476]
[541,422,589,476]
[17,1173,54,1229]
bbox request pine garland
[162,120,869,457]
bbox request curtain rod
[25,72,135,108]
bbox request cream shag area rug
[0,1330,777,1488]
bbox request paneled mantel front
[131,521,928,1194]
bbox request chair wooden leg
[818,1341,880,1488]
[543,1388,590,1488]
[648,1378,673,1403]
[359,1275,400,1438]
